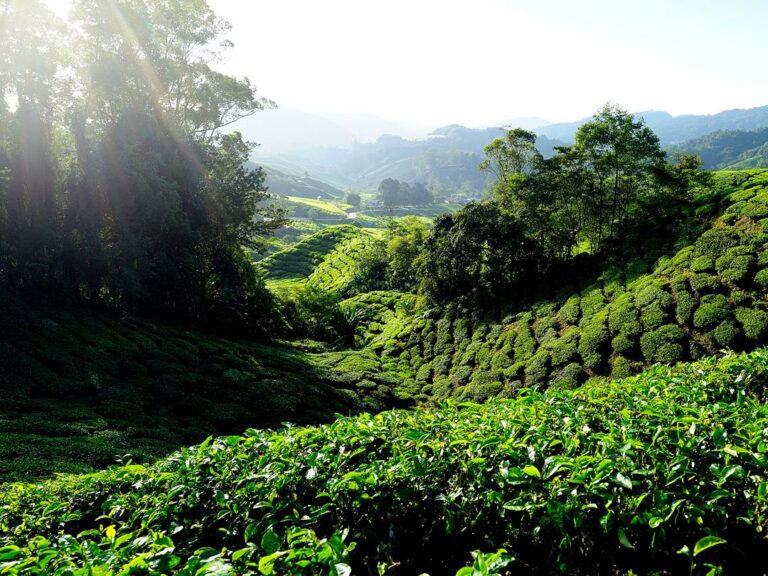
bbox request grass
[3,349,768,574]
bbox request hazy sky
[45,0,768,127]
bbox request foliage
[345,170,768,400]
[0,291,411,483]
[377,178,433,208]
[383,216,429,292]
[0,0,285,332]
[4,351,768,574]
[420,201,545,304]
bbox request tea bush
[3,350,768,574]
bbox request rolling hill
[671,127,768,170]
[255,128,565,193]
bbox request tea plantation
[337,171,768,403]
[260,225,381,297]
[0,292,410,483]
[7,170,768,574]
[3,349,768,574]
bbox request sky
[44,0,768,128]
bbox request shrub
[513,317,536,362]
[524,350,551,387]
[674,289,697,324]
[755,269,768,288]
[608,294,637,335]
[610,355,635,379]
[640,302,668,330]
[735,307,768,340]
[475,346,491,370]
[694,228,739,258]
[578,313,609,371]
[415,363,432,382]
[432,354,453,377]
[558,296,581,325]
[434,318,453,355]
[635,284,673,309]
[549,362,582,390]
[689,273,721,294]
[580,289,605,321]
[548,328,579,366]
[712,319,740,348]
[458,380,503,402]
[534,316,558,345]
[611,332,635,355]
[690,255,714,272]
[490,346,513,370]
[715,246,755,283]
[693,294,730,330]
[639,324,685,364]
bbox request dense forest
[5,1,768,575]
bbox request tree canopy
[0,0,285,332]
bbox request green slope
[0,292,408,482]
[338,170,768,401]
[3,349,768,574]
[260,224,382,297]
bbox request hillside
[335,170,768,401]
[671,128,768,170]
[0,292,408,482]
[262,165,346,199]
[260,225,377,286]
[252,105,768,195]
[2,349,768,574]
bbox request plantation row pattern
[339,171,768,402]
[3,349,768,574]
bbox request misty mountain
[670,127,768,170]
[493,116,551,130]
[539,105,768,144]
[234,108,431,154]
[253,125,566,193]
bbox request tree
[346,192,361,208]
[419,201,545,304]
[385,216,428,291]
[0,0,286,333]
[480,128,542,209]
[410,182,433,205]
[573,103,667,251]
[378,178,401,209]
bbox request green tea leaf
[693,536,726,557]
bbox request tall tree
[573,103,667,251]
[480,128,542,209]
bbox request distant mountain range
[245,104,768,194]
[235,108,432,154]
[538,106,768,144]
[253,125,566,193]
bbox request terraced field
[260,225,383,297]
